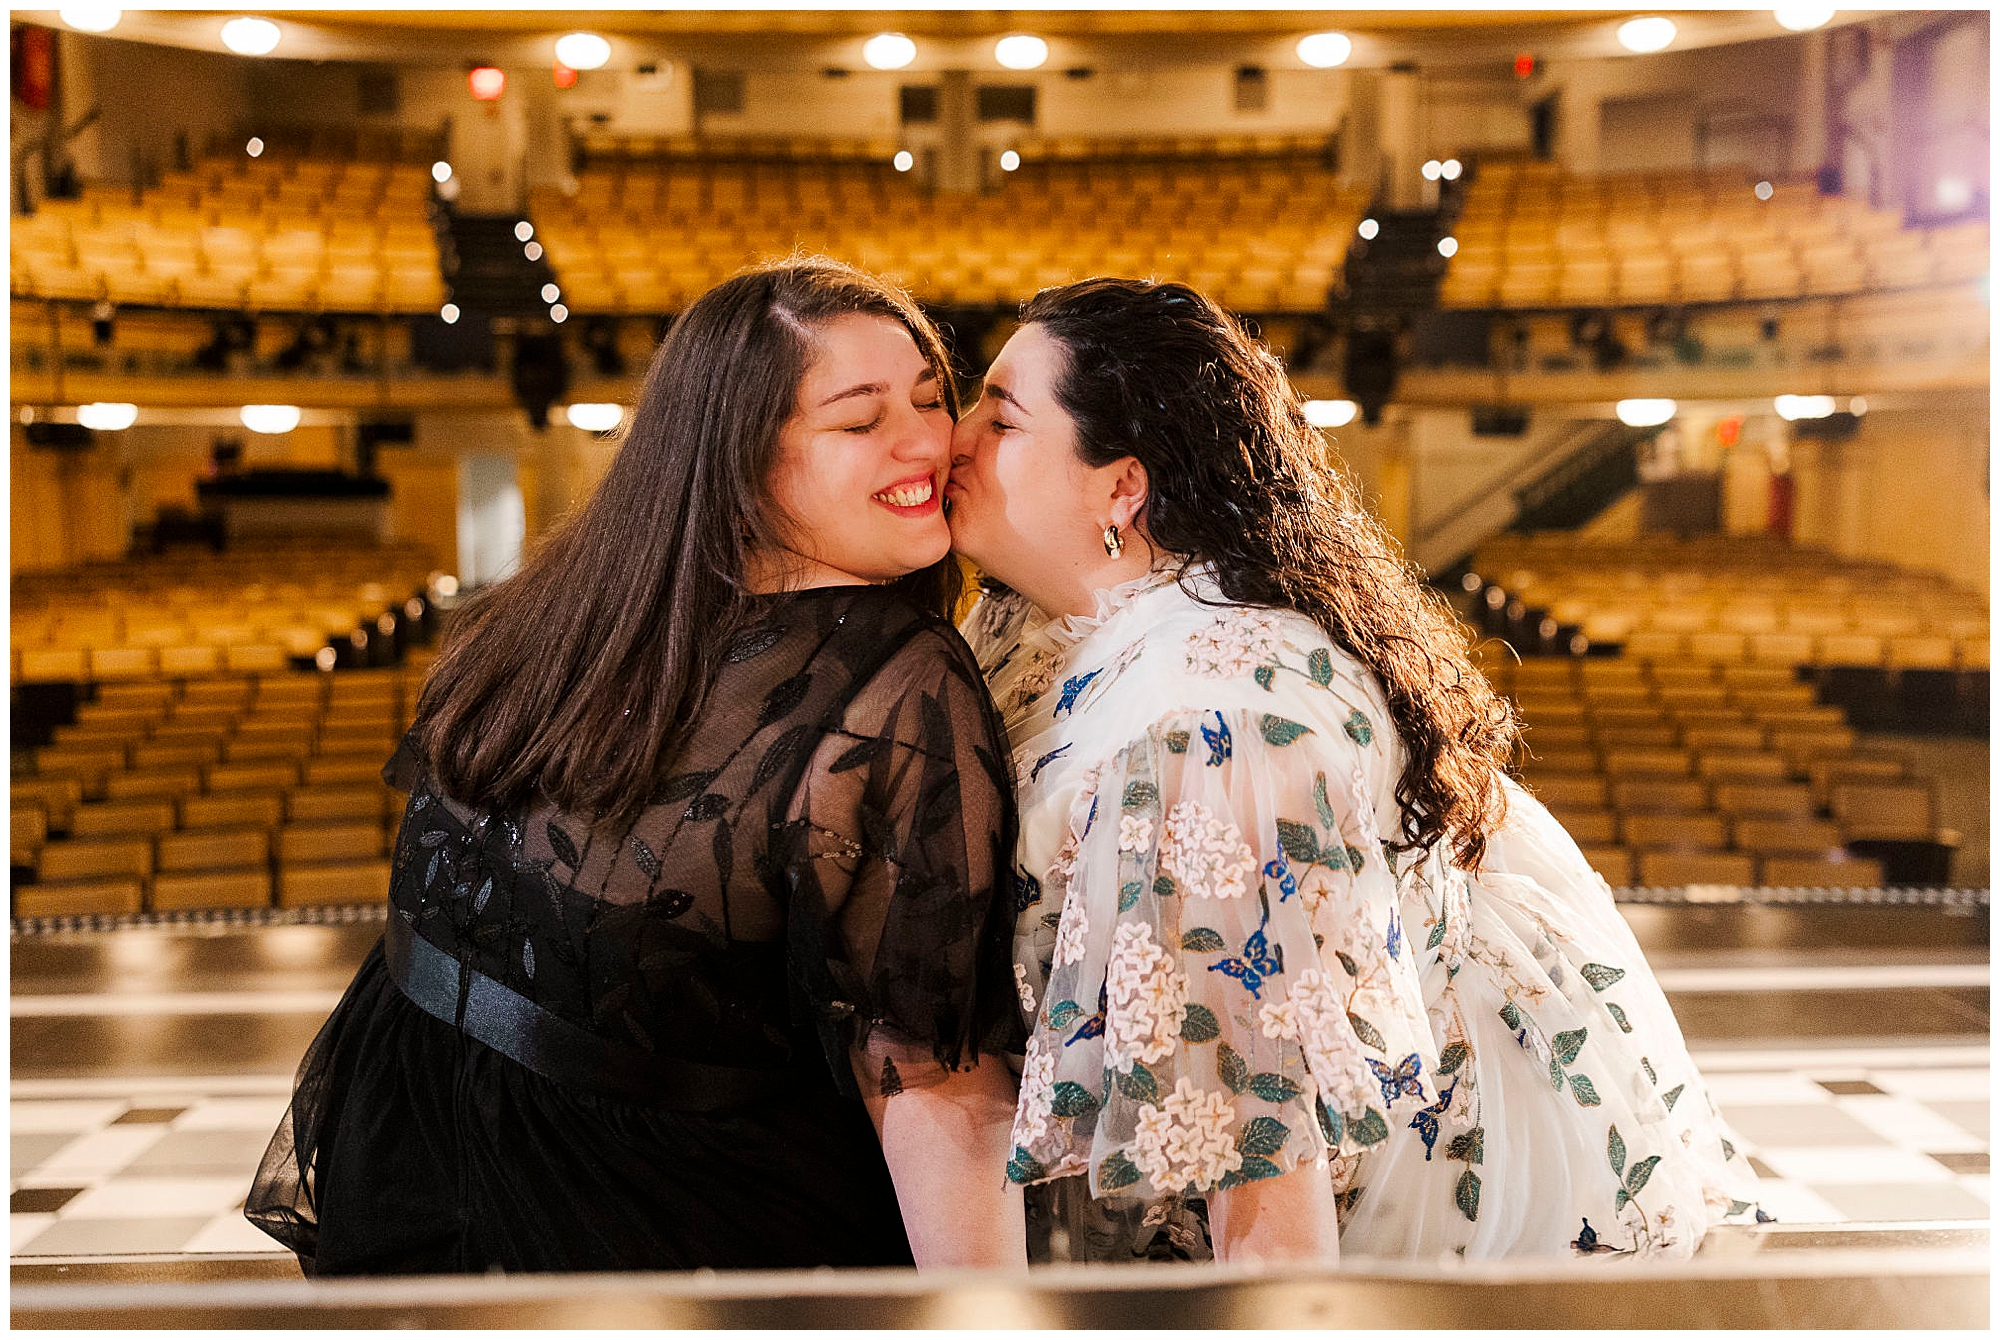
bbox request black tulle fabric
[246,585,1023,1274]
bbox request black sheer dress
[246,585,1023,1274]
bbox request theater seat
[1637,849,1756,887]
[1757,853,1886,888]
[278,858,392,907]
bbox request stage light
[240,404,301,434]
[1422,159,1443,181]
[59,4,120,33]
[893,150,915,172]
[1774,394,1835,421]
[220,16,280,56]
[999,149,1021,172]
[1754,180,1774,200]
[1773,4,1836,31]
[469,66,506,100]
[1615,398,1676,427]
[1438,236,1459,257]
[1296,32,1352,68]
[1302,399,1359,428]
[995,35,1048,70]
[566,403,623,432]
[524,241,543,261]
[514,221,534,242]
[541,282,560,302]
[554,32,610,71]
[1441,158,1463,181]
[550,303,568,323]
[1357,218,1380,240]
[1617,17,1676,53]
[76,402,137,431]
[245,137,264,157]
[1936,176,1972,210]
[440,303,460,324]
[863,33,916,70]
[432,161,453,183]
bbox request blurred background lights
[549,303,568,323]
[314,647,337,672]
[999,149,1020,172]
[523,241,543,261]
[1774,394,1836,420]
[220,16,280,55]
[1773,4,1837,31]
[566,403,623,432]
[553,32,610,70]
[1295,32,1353,68]
[1617,17,1677,53]
[245,137,264,157]
[431,161,453,183]
[1438,236,1459,257]
[995,35,1049,70]
[239,404,301,434]
[1936,176,1972,210]
[893,150,915,172]
[76,402,137,431]
[440,303,460,324]
[1754,180,1775,200]
[1849,396,1869,415]
[58,4,121,32]
[1357,217,1380,240]
[514,221,534,242]
[862,33,916,70]
[1615,398,1677,427]
[541,283,560,302]
[1302,399,1360,428]
[468,66,506,99]
[1422,159,1443,181]
[1440,158,1463,181]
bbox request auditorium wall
[59,32,249,188]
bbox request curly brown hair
[1018,278,1517,870]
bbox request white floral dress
[964,567,1762,1260]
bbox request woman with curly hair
[946,278,1759,1265]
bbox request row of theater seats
[11,663,429,918]
[1476,652,1949,888]
[1474,536,1989,669]
[11,543,437,685]
[533,152,1366,314]
[572,129,1334,167]
[10,157,442,313]
[1442,162,1988,309]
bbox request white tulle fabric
[965,568,1761,1259]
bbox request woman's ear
[1107,456,1150,531]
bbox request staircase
[438,211,558,320]
[1336,208,1450,315]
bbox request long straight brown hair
[412,257,963,825]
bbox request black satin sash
[383,915,796,1112]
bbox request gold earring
[1102,523,1123,558]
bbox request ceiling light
[219,17,280,56]
[431,161,453,183]
[1773,4,1837,31]
[1615,398,1676,427]
[1296,32,1353,68]
[1438,237,1459,258]
[862,33,916,70]
[240,404,301,434]
[893,150,914,172]
[1617,17,1677,53]
[1303,399,1359,428]
[554,32,610,71]
[1441,158,1463,181]
[1773,394,1836,421]
[999,149,1021,172]
[995,35,1049,70]
[58,4,121,34]
[566,403,623,432]
[1357,218,1379,240]
[440,303,460,324]
[76,402,137,431]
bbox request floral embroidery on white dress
[1012,1035,1058,1148]
[1160,800,1256,900]
[1103,921,1187,1071]
[1130,1078,1243,1193]
[1183,609,1284,680]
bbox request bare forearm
[864,1058,1027,1271]
[1208,1158,1342,1266]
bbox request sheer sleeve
[1010,704,1439,1200]
[784,625,1026,1099]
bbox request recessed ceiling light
[1296,32,1353,68]
[220,16,281,56]
[1617,17,1677,53]
[863,33,916,70]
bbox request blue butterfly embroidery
[1030,744,1072,783]
[1013,864,1042,914]
[1054,669,1100,717]
[1209,896,1284,998]
[1408,1077,1456,1161]
[1367,1052,1427,1108]
[1263,857,1299,903]
[1201,711,1232,767]
[1065,982,1110,1047]
[1084,795,1099,837]
[1385,907,1402,960]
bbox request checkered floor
[11,1052,1987,1261]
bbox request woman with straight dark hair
[947,278,1760,1264]
[247,257,1027,1274]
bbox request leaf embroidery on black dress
[749,722,813,795]
[758,673,812,727]
[726,623,786,663]
[659,770,718,803]
[684,792,730,822]
[627,834,661,881]
[546,820,580,869]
